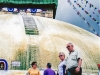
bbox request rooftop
[0,0,58,7]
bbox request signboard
[11,61,20,67]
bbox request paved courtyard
[0,70,98,75]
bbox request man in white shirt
[66,43,82,75]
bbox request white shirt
[99,71,100,75]
[66,50,81,69]
[58,60,66,75]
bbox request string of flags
[87,9,99,18]
[74,1,99,25]
[81,0,100,14]
[67,0,99,36]
[80,0,99,17]
[81,0,98,10]
[75,0,100,15]
[81,0,99,17]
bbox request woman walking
[27,61,41,75]
[58,52,66,75]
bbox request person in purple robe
[43,63,56,75]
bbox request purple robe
[44,68,55,75]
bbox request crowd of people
[27,42,82,75]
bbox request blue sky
[56,0,100,36]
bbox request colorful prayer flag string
[67,0,99,36]
[80,0,99,17]
[81,0,99,13]
[74,1,99,25]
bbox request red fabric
[97,64,100,68]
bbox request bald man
[65,43,82,75]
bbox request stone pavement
[0,70,97,75]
